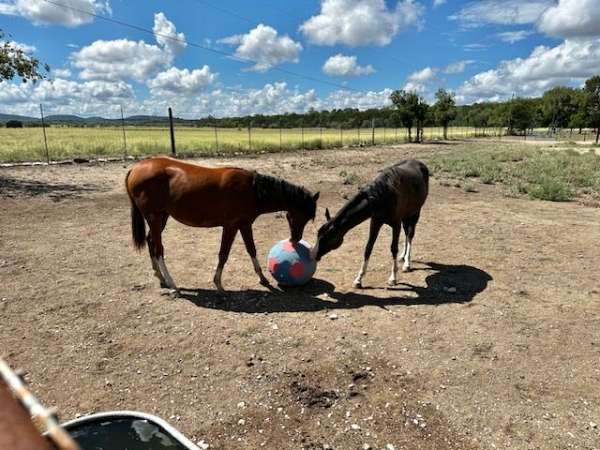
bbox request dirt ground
[1,142,599,450]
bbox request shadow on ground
[177,261,492,314]
[0,176,102,200]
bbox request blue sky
[0,0,598,118]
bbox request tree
[509,98,536,136]
[390,90,418,142]
[414,96,429,143]
[583,75,600,144]
[432,88,457,139]
[6,119,23,128]
[542,86,579,132]
[0,30,48,83]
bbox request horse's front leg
[353,218,382,288]
[213,226,238,292]
[388,224,401,286]
[240,224,270,287]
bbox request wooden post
[39,104,49,164]
[371,118,375,146]
[214,124,219,152]
[120,105,127,159]
[279,126,282,151]
[301,123,304,149]
[248,122,252,152]
[168,107,176,156]
[339,126,342,146]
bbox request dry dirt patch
[1,143,600,449]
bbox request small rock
[385,445,396,450]
[238,419,246,425]
[237,401,246,408]
[351,424,360,430]
[590,421,597,429]
[328,313,338,320]
[362,444,372,450]
[197,440,209,449]
[271,324,279,330]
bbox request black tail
[125,170,146,250]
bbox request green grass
[428,143,600,202]
[0,126,498,163]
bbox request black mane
[360,160,429,213]
[253,172,315,216]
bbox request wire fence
[1,107,597,164]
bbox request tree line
[197,75,600,144]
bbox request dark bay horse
[125,156,319,292]
[312,159,429,288]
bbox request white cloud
[322,54,375,77]
[147,66,217,95]
[457,37,600,103]
[433,0,446,6]
[496,30,534,43]
[538,0,600,38]
[2,40,36,53]
[0,0,111,27]
[72,39,171,82]
[219,24,302,72]
[0,78,133,116]
[300,0,423,47]
[71,13,183,82]
[53,68,72,78]
[451,0,552,27]
[153,12,186,55]
[407,67,438,83]
[443,60,473,74]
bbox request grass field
[429,143,600,202]
[0,126,499,162]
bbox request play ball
[267,239,317,286]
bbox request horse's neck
[333,195,372,237]
[258,197,288,215]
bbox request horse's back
[126,156,257,226]
[369,159,429,221]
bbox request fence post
[279,126,282,151]
[120,105,127,159]
[357,126,360,145]
[371,118,375,146]
[214,124,219,152]
[39,104,49,164]
[301,122,304,149]
[248,122,252,152]
[319,121,323,145]
[383,126,386,144]
[339,126,342,146]
[168,107,176,156]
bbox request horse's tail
[125,169,146,250]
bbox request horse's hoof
[387,278,397,286]
[353,280,363,289]
[160,287,179,297]
[402,266,411,273]
[259,277,271,287]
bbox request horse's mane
[361,160,429,211]
[253,172,316,216]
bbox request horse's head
[312,208,344,261]
[287,191,319,244]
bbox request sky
[0,0,599,118]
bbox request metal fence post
[339,126,342,146]
[301,123,304,149]
[279,126,282,151]
[120,105,127,159]
[39,104,49,164]
[168,107,176,156]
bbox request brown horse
[125,156,319,292]
[313,159,429,288]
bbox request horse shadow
[0,175,101,201]
[176,261,492,314]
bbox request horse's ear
[313,192,320,202]
[325,208,331,221]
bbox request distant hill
[0,112,196,126]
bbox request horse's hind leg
[401,212,420,272]
[213,226,238,292]
[148,214,176,289]
[388,224,401,286]
[240,224,270,287]
[353,218,382,288]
